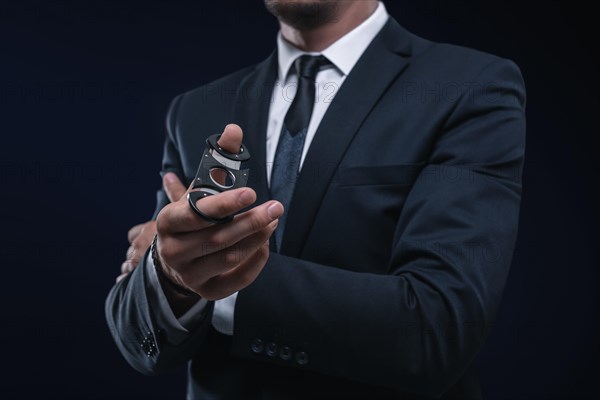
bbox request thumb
[217,123,243,153]
[163,125,243,203]
[163,172,187,203]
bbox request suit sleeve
[105,93,215,375]
[231,58,526,397]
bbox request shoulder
[406,27,524,85]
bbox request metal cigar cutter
[187,133,251,224]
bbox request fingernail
[239,190,253,205]
[267,202,284,220]
[269,220,279,230]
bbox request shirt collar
[276,1,389,82]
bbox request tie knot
[294,54,330,80]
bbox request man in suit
[106,1,526,398]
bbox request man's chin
[264,0,339,30]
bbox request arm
[105,94,216,374]
[106,97,281,374]
[231,58,526,397]
[105,247,215,375]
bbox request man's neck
[279,1,378,52]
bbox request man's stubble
[264,0,340,30]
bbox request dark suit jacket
[106,16,525,400]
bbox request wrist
[151,234,200,299]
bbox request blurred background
[0,0,597,398]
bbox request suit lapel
[232,51,278,206]
[281,17,413,257]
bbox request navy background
[1,1,597,398]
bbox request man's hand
[118,124,283,305]
[117,152,196,283]
[117,151,194,283]
[156,124,283,301]
[117,221,157,283]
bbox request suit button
[251,338,264,354]
[295,351,308,366]
[140,331,157,357]
[266,342,278,357]
[279,346,292,361]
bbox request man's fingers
[121,260,137,275]
[169,199,282,257]
[126,245,136,260]
[127,223,145,243]
[217,124,243,153]
[159,123,247,232]
[197,242,270,301]
[121,220,157,281]
[126,221,157,254]
[163,172,187,203]
[161,123,243,205]
[158,187,260,234]
[181,220,277,284]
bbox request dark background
[1,0,597,398]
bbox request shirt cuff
[145,251,208,344]
[212,291,237,336]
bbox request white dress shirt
[145,2,389,343]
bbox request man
[106,1,525,399]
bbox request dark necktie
[270,54,331,251]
